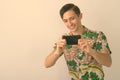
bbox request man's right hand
[55,38,66,55]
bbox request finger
[60,40,66,45]
[78,41,88,50]
[80,43,86,49]
[59,43,66,48]
[78,40,85,46]
[61,33,67,39]
[87,39,93,44]
[62,33,67,36]
[78,38,85,44]
[59,40,66,45]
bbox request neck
[70,25,84,35]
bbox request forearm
[90,50,112,67]
[44,50,62,68]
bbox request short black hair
[60,3,81,18]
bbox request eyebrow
[63,16,75,20]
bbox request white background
[0,0,120,80]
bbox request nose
[67,20,72,26]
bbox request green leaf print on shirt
[90,72,99,80]
[82,31,98,39]
[81,72,89,80]
[106,43,112,54]
[100,31,106,40]
[67,60,77,66]
[81,72,100,80]
[67,60,77,70]
[77,51,85,60]
[102,35,106,40]
[66,45,72,50]
[93,42,102,51]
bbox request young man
[45,3,112,80]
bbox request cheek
[72,19,78,24]
[64,23,68,27]
[64,23,69,29]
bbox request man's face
[62,10,82,32]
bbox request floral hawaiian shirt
[54,26,111,80]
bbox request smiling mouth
[69,26,75,30]
[70,27,74,30]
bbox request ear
[79,13,82,20]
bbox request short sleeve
[53,43,57,51]
[93,31,112,54]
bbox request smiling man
[45,3,112,80]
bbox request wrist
[89,49,97,56]
[54,49,62,56]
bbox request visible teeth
[70,27,74,29]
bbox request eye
[63,19,67,23]
[70,17,75,20]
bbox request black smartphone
[62,35,81,45]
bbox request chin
[70,29,77,32]
[70,31,76,34]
